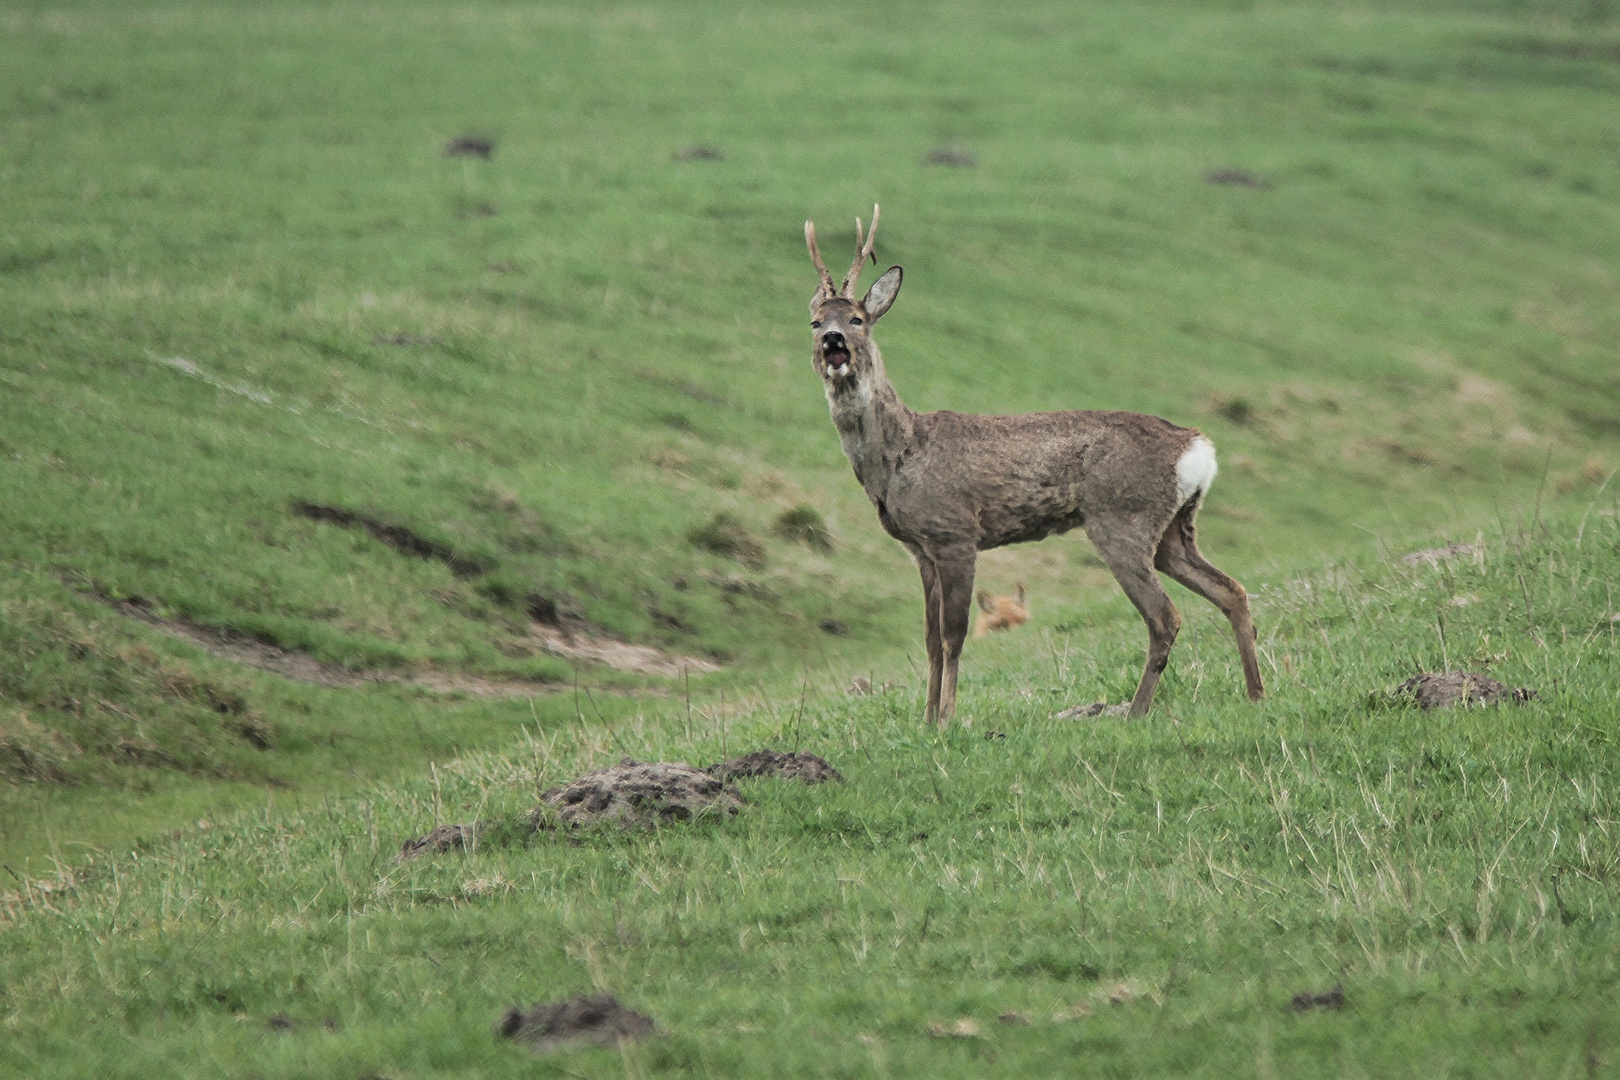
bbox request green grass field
[2,0,1619,1073]
[5,512,1619,1077]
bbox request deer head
[805,205,902,391]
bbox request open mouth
[821,331,852,374]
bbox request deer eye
[810,320,821,329]
[850,317,863,326]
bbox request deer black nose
[822,330,846,350]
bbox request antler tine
[805,221,836,298]
[841,203,880,299]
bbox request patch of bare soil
[1396,671,1535,709]
[529,622,718,677]
[535,759,745,829]
[923,147,978,167]
[397,822,482,862]
[110,598,555,697]
[1053,702,1131,719]
[1290,985,1345,1012]
[706,749,844,784]
[495,994,655,1054]
[1402,542,1483,568]
[444,135,494,159]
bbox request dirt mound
[396,822,481,862]
[706,749,844,784]
[1396,671,1535,709]
[1289,985,1345,1012]
[495,993,655,1053]
[444,135,494,159]
[536,759,745,829]
[1054,702,1131,719]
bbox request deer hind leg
[1091,527,1182,718]
[1154,503,1265,702]
[914,550,945,725]
[931,544,977,727]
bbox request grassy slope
[4,510,1618,1077]
[0,0,1618,1001]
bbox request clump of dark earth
[444,135,494,159]
[819,618,848,635]
[496,993,656,1053]
[1206,167,1273,189]
[268,1013,294,1031]
[923,147,978,167]
[706,749,844,784]
[675,145,724,161]
[371,333,439,347]
[397,822,482,862]
[1396,672,1535,709]
[1053,702,1131,719]
[535,759,745,829]
[1289,985,1345,1012]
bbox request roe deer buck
[974,584,1029,639]
[805,206,1265,726]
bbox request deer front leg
[931,544,978,727]
[1091,526,1182,718]
[1115,561,1182,717]
[915,552,944,725]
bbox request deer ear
[862,266,903,322]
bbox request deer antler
[805,221,836,300]
[841,204,879,299]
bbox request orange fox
[973,583,1029,639]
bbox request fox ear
[977,590,993,613]
[861,266,903,322]
[1015,582,1026,605]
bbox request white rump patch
[1175,436,1218,507]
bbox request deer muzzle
[821,331,852,374]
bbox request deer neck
[825,340,916,499]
